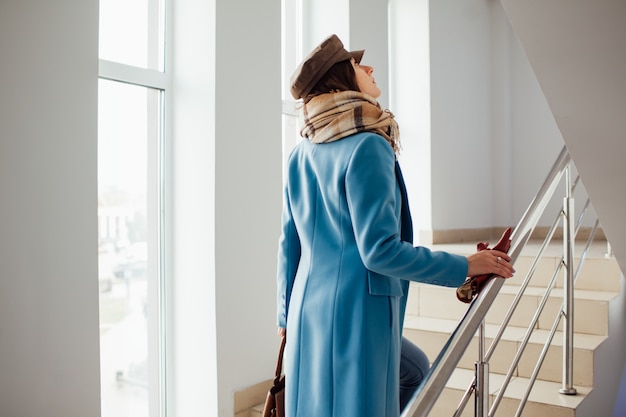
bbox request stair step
[512,253,622,293]
[430,367,591,417]
[403,315,605,386]
[408,282,617,336]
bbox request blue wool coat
[276,132,468,417]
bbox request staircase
[403,238,621,416]
[236,238,622,417]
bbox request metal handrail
[402,146,571,417]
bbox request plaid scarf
[300,91,401,153]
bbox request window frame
[97,0,171,414]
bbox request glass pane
[98,79,162,417]
[99,0,165,71]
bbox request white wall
[492,0,565,226]
[169,0,218,415]
[0,1,101,416]
[213,1,283,415]
[390,0,433,244]
[429,0,494,231]
[390,0,567,241]
[302,0,350,54]
[349,0,391,110]
[170,0,283,416]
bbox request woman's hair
[304,60,360,103]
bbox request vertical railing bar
[560,165,577,395]
[475,321,489,417]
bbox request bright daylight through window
[98,1,166,416]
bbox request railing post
[475,320,489,416]
[560,165,577,395]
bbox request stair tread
[446,367,591,407]
[403,315,606,349]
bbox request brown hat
[290,34,364,100]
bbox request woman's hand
[278,327,286,338]
[466,249,515,278]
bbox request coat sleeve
[345,134,468,287]
[276,181,301,328]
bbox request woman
[276,34,513,417]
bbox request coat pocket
[367,270,405,296]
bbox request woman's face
[352,58,381,98]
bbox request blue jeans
[400,337,430,412]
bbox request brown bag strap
[273,335,286,385]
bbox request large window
[98,1,168,416]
